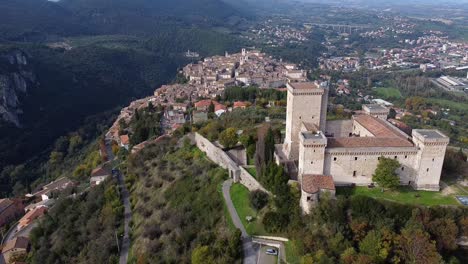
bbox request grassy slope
[337,186,460,206]
[230,183,267,235]
[245,167,257,178]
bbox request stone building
[276,82,449,214]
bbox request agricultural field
[374,87,402,99]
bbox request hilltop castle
[275,82,449,214]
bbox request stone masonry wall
[189,133,267,192]
[325,120,353,137]
[239,166,269,193]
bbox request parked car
[266,248,278,256]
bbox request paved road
[105,140,131,264]
[222,179,258,264]
[257,246,277,264]
[117,171,132,264]
[2,221,37,245]
[253,238,286,263]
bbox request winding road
[117,170,131,264]
[222,179,258,264]
[105,141,131,264]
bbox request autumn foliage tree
[396,227,442,264]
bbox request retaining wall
[239,166,269,193]
[189,133,267,192]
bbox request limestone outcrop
[0,49,36,127]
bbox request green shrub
[249,190,269,210]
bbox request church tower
[283,82,328,160]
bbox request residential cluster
[320,34,468,73]
[106,49,305,146]
[246,21,311,46]
[182,48,306,89]
[0,178,75,263]
[319,56,360,72]
[0,163,114,264]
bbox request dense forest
[29,178,123,264]
[124,138,242,263]
[0,0,247,41]
[289,195,468,263]
[0,0,248,196]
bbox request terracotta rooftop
[233,101,248,108]
[215,104,227,111]
[120,135,130,145]
[91,167,111,177]
[2,236,29,253]
[328,137,413,148]
[19,206,47,229]
[42,177,74,191]
[194,99,215,108]
[354,115,405,138]
[288,82,319,90]
[302,174,335,193]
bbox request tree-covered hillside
[125,138,242,263]
[29,178,123,264]
[0,0,250,197]
[0,0,247,41]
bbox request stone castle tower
[283,82,328,160]
[412,130,450,190]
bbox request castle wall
[325,120,353,137]
[323,147,419,186]
[320,87,329,130]
[239,166,269,193]
[189,133,268,192]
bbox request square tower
[412,129,449,191]
[298,131,328,183]
[283,82,328,160]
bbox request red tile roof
[328,137,413,148]
[302,175,335,193]
[120,135,130,145]
[194,99,213,108]
[91,167,110,177]
[18,207,47,229]
[233,101,248,108]
[328,115,413,148]
[215,104,227,111]
[354,115,405,139]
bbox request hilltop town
[106,48,307,144]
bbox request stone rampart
[189,133,267,192]
[239,166,269,193]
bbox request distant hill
[0,0,246,41]
[0,0,91,41]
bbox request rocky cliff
[0,49,36,127]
